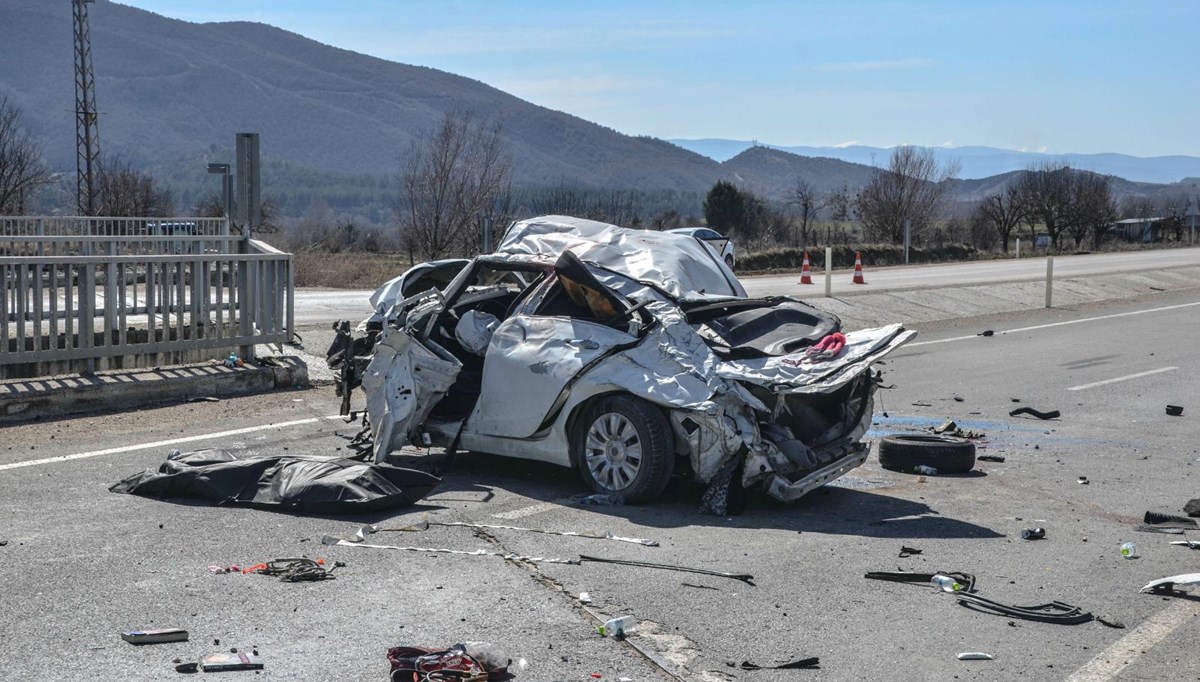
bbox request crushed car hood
[496,215,746,300]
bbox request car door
[467,251,641,439]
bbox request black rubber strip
[955,593,1093,625]
[741,657,820,670]
[1009,407,1061,420]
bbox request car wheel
[877,434,975,474]
[574,395,674,502]
[724,254,735,270]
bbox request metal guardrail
[1,226,293,376]
[0,215,229,238]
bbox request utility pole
[73,0,101,216]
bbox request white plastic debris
[957,652,995,661]
[578,592,593,604]
[1140,573,1200,593]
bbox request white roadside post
[1045,255,1054,308]
[1015,237,1020,259]
[824,246,832,297]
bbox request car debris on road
[1009,406,1061,420]
[109,449,439,513]
[327,216,914,512]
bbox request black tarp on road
[110,449,439,514]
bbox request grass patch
[293,252,415,289]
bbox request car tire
[877,434,975,474]
[574,395,675,502]
[724,254,735,270]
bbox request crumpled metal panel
[362,328,461,462]
[468,315,636,439]
[716,324,915,394]
[496,215,746,300]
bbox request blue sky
[120,1,1198,157]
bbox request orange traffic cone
[799,251,813,284]
[852,251,867,284]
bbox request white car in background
[667,226,736,269]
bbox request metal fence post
[238,249,254,361]
[1044,256,1054,309]
[824,246,832,298]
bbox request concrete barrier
[0,356,309,425]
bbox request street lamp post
[206,162,233,248]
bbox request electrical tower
[72,0,100,215]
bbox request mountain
[671,139,1200,185]
[0,0,720,191]
[721,147,875,196]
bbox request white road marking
[1062,599,1200,682]
[0,415,344,472]
[492,502,560,520]
[1066,367,1178,391]
[905,301,1200,348]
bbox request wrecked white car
[329,216,914,513]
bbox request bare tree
[1014,161,1074,249]
[787,178,824,248]
[0,96,52,214]
[1120,195,1155,220]
[1157,194,1191,242]
[531,185,640,228]
[650,209,682,231]
[855,146,959,244]
[399,109,512,260]
[973,182,1028,253]
[1016,163,1117,249]
[96,157,175,218]
[1066,172,1116,248]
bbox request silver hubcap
[584,412,643,491]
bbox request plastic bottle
[1120,542,1138,559]
[598,616,636,637]
[931,574,963,593]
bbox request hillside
[672,139,1200,185]
[721,146,876,196]
[0,0,721,190]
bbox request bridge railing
[1,227,293,378]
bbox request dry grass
[293,252,415,289]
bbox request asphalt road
[3,289,1200,681]
[293,246,1200,326]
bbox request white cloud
[810,58,937,73]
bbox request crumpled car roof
[496,215,747,300]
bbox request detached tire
[574,395,675,503]
[878,434,976,474]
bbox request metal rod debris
[321,536,579,565]
[579,555,755,585]
[364,519,658,546]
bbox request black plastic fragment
[741,657,820,670]
[1009,407,1061,420]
